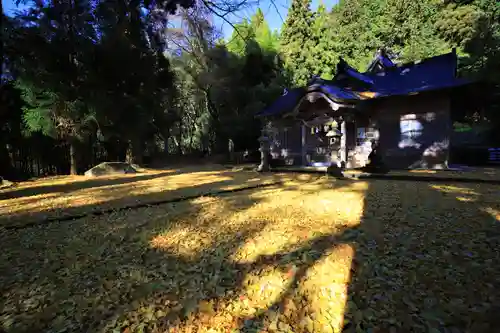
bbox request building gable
[257,49,472,118]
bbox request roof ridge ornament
[366,47,398,74]
[308,74,322,86]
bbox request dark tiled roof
[256,87,305,117]
[365,52,468,97]
[257,50,472,117]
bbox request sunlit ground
[2,165,498,229]
[0,165,312,228]
[1,170,499,333]
[383,167,500,179]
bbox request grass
[1,167,499,333]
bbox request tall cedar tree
[280,0,315,86]
[310,3,336,79]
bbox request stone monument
[257,134,270,172]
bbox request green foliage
[253,8,279,53]
[6,0,98,142]
[277,0,498,127]
[280,0,316,86]
[2,0,500,176]
[310,4,336,79]
[15,80,56,137]
[226,20,256,56]
[227,9,279,56]
[168,8,286,153]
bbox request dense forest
[0,0,499,178]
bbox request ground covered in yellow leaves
[0,165,298,228]
[1,169,500,333]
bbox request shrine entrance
[281,92,358,168]
[302,116,342,167]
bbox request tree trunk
[160,128,170,154]
[0,0,4,82]
[204,89,228,154]
[176,118,183,155]
[163,137,169,154]
[0,144,13,179]
[69,140,78,175]
[126,137,143,165]
[172,136,181,155]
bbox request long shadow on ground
[1,177,499,333]
[159,178,499,332]
[0,164,241,201]
[239,179,500,332]
[356,173,500,185]
[0,171,177,200]
[0,183,272,332]
[0,169,299,229]
[0,174,324,332]
[341,180,500,332]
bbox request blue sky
[212,0,337,38]
[3,0,20,15]
[2,0,337,39]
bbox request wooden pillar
[352,117,357,169]
[301,125,306,165]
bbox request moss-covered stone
[84,162,138,177]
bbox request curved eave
[255,83,368,119]
[281,91,358,119]
[256,88,363,119]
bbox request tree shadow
[340,179,500,332]
[0,184,272,332]
[0,172,332,333]
[2,175,498,333]
[1,169,313,228]
[358,172,500,185]
[229,178,500,333]
[148,179,363,333]
[236,230,357,333]
[0,170,177,200]
[0,164,252,201]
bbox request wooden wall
[268,122,303,165]
[372,91,451,169]
[268,120,340,166]
[266,90,452,170]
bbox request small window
[400,115,423,139]
[399,114,423,148]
